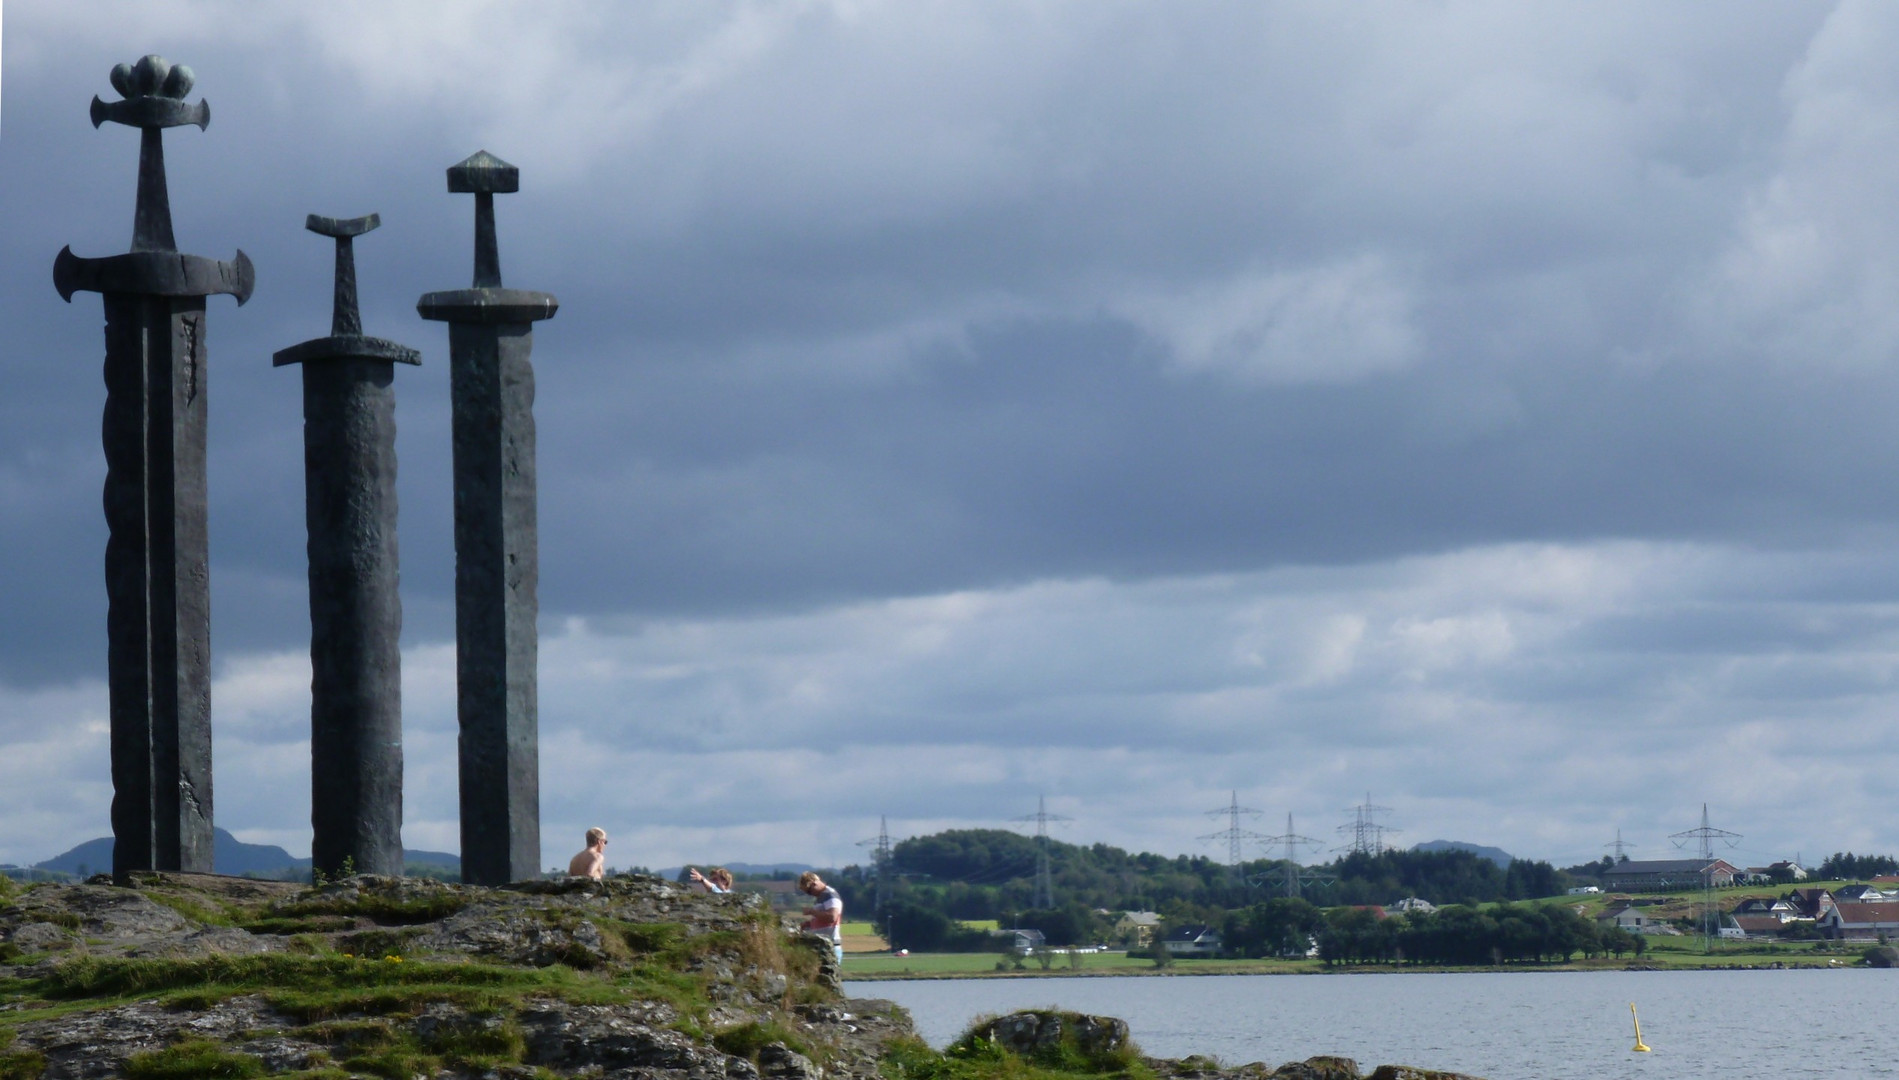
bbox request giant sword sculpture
[276,214,418,878]
[419,152,557,885]
[54,56,254,877]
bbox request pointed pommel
[91,55,209,131]
[307,213,381,239]
[447,151,519,193]
[447,151,518,288]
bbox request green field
[842,936,1856,980]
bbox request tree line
[835,828,1581,950]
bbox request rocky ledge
[0,873,1483,1079]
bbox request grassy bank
[844,935,1860,980]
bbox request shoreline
[843,959,1856,981]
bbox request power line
[1256,812,1327,898]
[1336,792,1399,855]
[1197,791,1266,877]
[1011,795,1073,909]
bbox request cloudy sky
[4,1,1898,877]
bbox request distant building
[1009,929,1047,955]
[1113,911,1162,947]
[1390,897,1436,914]
[1731,897,1796,922]
[1162,925,1223,956]
[1785,888,1837,921]
[1820,902,1899,941]
[1598,902,1665,933]
[1599,858,1738,892]
[1724,915,1789,940]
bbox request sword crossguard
[54,246,254,306]
[305,213,382,335]
[307,213,381,240]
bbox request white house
[1820,902,1899,940]
[1162,925,1223,956]
[1598,902,1665,933]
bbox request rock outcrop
[0,873,1483,1079]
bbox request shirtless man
[567,827,608,880]
[799,871,844,964]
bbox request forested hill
[856,828,1569,924]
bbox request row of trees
[1817,852,1899,880]
[852,829,1576,928]
[1313,903,1646,965]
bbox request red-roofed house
[1819,902,1899,940]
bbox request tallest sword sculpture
[53,56,254,877]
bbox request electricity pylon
[856,816,896,921]
[1256,813,1326,897]
[1670,803,1741,950]
[1605,828,1635,861]
[1336,792,1398,855]
[1012,795,1072,909]
[1198,791,1267,882]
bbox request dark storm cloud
[0,2,1864,685]
[13,2,1899,867]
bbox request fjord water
[853,970,1890,1079]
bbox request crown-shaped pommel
[91,55,209,130]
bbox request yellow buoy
[1629,1002,1650,1052]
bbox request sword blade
[101,292,214,876]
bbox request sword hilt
[275,212,418,369]
[447,151,520,289]
[307,214,381,336]
[90,56,212,254]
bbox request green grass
[0,1049,47,1080]
[0,951,701,1027]
[122,1039,265,1079]
[712,1020,813,1060]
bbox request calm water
[850,970,1894,1079]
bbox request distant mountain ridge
[1412,839,1515,867]
[33,829,459,877]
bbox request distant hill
[1412,840,1515,868]
[34,829,460,877]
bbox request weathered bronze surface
[275,213,419,879]
[419,151,558,886]
[53,56,251,877]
